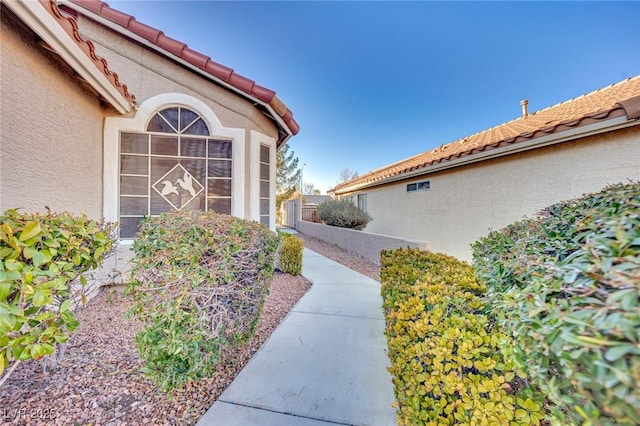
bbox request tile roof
[333,76,640,194]
[64,0,300,140]
[43,0,136,106]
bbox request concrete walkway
[197,248,396,426]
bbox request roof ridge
[64,0,299,139]
[530,75,640,115]
[333,75,640,193]
[445,75,640,147]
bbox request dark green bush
[278,236,303,275]
[317,198,372,230]
[473,182,640,425]
[381,248,543,425]
[0,209,115,376]
[127,210,279,392]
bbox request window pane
[120,197,148,215]
[181,138,207,157]
[120,217,143,239]
[407,183,417,192]
[150,158,178,182]
[260,216,269,227]
[121,155,148,175]
[260,180,269,197]
[121,133,148,154]
[180,108,198,132]
[208,140,231,158]
[147,113,176,133]
[417,181,430,190]
[260,163,269,180]
[120,176,148,195]
[180,193,205,211]
[151,191,173,214]
[208,198,231,215]
[159,107,179,131]
[151,136,178,156]
[260,145,269,164]
[208,179,231,197]
[180,159,207,185]
[208,160,232,177]
[260,198,269,215]
[182,118,210,136]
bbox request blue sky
[110,1,640,193]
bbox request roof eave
[4,0,133,114]
[61,0,294,144]
[333,115,638,195]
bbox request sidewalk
[197,248,396,425]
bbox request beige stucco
[348,126,640,261]
[0,10,106,218]
[74,16,279,139]
[73,16,280,229]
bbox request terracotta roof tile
[181,48,209,70]
[205,60,233,82]
[252,84,276,103]
[66,0,300,140]
[126,19,161,43]
[334,75,640,194]
[44,0,136,106]
[156,33,186,57]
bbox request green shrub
[278,236,303,275]
[381,248,544,425]
[317,198,372,230]
[473,182,640,425]
[127,210,279,392]
[0,209,115,377]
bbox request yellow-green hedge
[278,236,303,276]
[381,248,544,425]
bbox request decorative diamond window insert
[152,164,204,211]
[119,107,233,238]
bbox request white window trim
[104,93,245,233]
[249,130,276,230]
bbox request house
[1,1,298,241]
[331,76,640,261]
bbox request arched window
[118,107,232,238]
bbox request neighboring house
[332,76,640,261]
[1,0,299,235]
[303,194,332,205]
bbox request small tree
[338,168,358,183]
[317,198,371,230]
[276,143,301,223]
[302,183,321,195]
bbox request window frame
[407,180,431,193]
[104,93,247,241]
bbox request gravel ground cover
[0,232,378,425]
[0,272,309,426]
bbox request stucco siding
[75,17,279,140]
[0,12,105,218]
[357,127,640,261]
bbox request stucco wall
[352,126,640,261]
[75,16,279,139]
[297,220,429,265]
[0,11,106,218]
[73,16,280,229]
